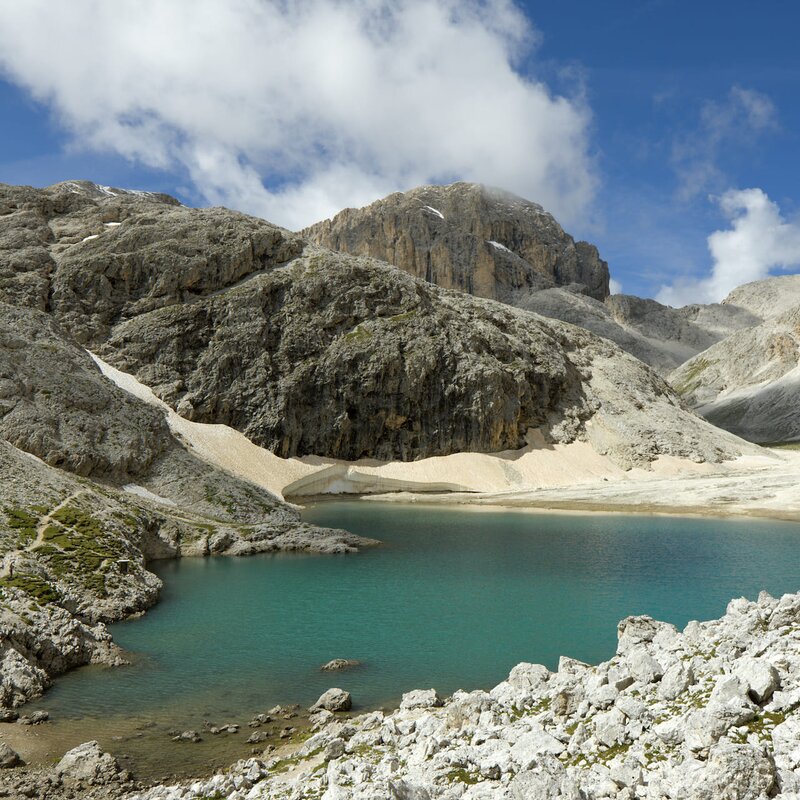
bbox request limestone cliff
[301,182,765,375]
[303,182,610,301]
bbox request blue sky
[0,0,798,303]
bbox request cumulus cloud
[671,87,778,201]
[0,0,596,229]
[656,188,800,307]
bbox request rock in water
[311,688,352,712]
[320,659,361,671]
[303,181,610,301]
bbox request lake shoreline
[4,500,800,789]
[292,449,800,523]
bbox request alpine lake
[18,501,800,781]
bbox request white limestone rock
[311,688,352,712]
[55,740,123,785]
[735,656,780,703]
[400,689,442,710]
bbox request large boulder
[311,688,352,712]
[55,740,123,785]
[0,742,21,768]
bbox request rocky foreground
[5,588,795,799]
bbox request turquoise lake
[38,502,800,730]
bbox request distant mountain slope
[670,297,800,443]
[721,274,800,319]
[303,182,610,301]
[518,289,759,374]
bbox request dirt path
[1,490,87,578]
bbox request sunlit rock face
[303,181,610,302]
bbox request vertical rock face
[302,182,610,302]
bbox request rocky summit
[303,182,611,302]
[302,182,766,376]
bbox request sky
[0,0,798,304]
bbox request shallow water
[24,503,800,777]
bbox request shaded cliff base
[94,353,800,521]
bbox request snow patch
[488,240,512,254]
[81,234,100,242]
[104,222,122,227]
[123,484,177,507]
[422,205,444,220]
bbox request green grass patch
[0,573,60,605]
[4,507,39,545]
[386,310,417,324]
[51,506,104,538]
[342,325,372,343]
[597,741,631,763]
[445,768,481,785]
[38,506,129,598]
[672,357,713,395]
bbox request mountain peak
[303,182,609,301]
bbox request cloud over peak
[0,0,596,229]
[657,188,800,307]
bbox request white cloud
[656,188,800,307]
[0,0,596,230]
[671,87,778,202]
[608,277,623,295]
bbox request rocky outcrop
[670,286,800,443]
[0,180,302,346]
[126,588,800,800]
[303,182,610,301]
[98,247,752,467]
[0,303,172,480]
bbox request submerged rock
[171,730,202,743]
[320,658,361,672]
